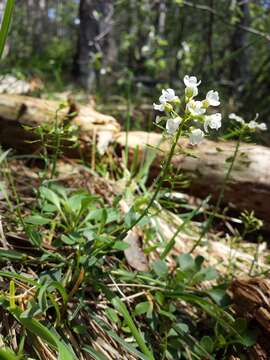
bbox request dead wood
[0,94,120,153]
[0,95,270,223]
[231,278,270,360]
[115,131,270,225]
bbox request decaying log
[0,95,270,223]
[115,131,270,225]
[0,94,120,153]
[231,278,270,360]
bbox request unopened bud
[164,103,173,112]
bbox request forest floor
[0,88,270,359]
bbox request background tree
[1,0,270,137]
[72,0,113,90]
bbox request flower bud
[173,97,181,105]
[164,103,173,112]
[202,99,209,108]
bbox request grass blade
[112,297,154,360]
[0,0,14,59]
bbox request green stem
[0,0,14,59]
[189,136,241,253]
[123,118,186,235]
[50,109,61,179]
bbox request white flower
[247,120,257,129]
[204,113,222,132]
[257,122,267,131]
[186,100,206,116]
[166,117,181,135]
[184,75,201,98]
[159,88,178,103]
[248,120,267,131]
[184,75,201,88]
[153,103,165,112]
[229,113,245,124]
[205,90,220,106]
[185,85,198,98]
[189,129,205,145]
[153,88,179,112]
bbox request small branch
[182,0,270,42]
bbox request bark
[0,96,270,223]
[0,94,120,154]
[229,0,250,89]
[231,278,270,359]
[73,0,114,90]
[115,131,270,225]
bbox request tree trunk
[229,0,250,90]
[73,0,114,90]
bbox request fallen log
[0,94,120,153]
[0,95,270,224]
[116,132,270,225]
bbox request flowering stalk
[189,110,267,253]
[123,75,223,235]
[125,116,187,233]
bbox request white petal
[206,90,220,106]
[165,88,178,102]
[189,129,204,145]
[204,113,222,132]
[184,75,201,88]
[187,100,206,116]
[166,117,181,135]
[257,122,267,131]
[248,120,257,129]
[159,94,167,104]
[229,113,245,124]
[153,103,165,112]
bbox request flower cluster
[229,113,267,131]
[153,75,222,145]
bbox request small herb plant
[0,75,267,359]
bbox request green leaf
[83,346,108,360]
[0,347,18,360]
[174,322,189,334]
[238,330,257,347]
[158,309,176,321]
[61,234,78,245]
[113,241,129,250]
[91,314,150,360]
[105,308,119,323]
[40,187,61,211]
[112,297,154,360]
[206,285,231,306]
[2,306,77,359]
[152,260,168,278]
[25,227,42,246]
[178,253,194,271]
[134,301,151,316]
[0,149,10,165]
[0,249,26,261]
[24,215,52,225]
[0,0,14,59]
[200,336,214,354]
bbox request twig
[182,0,270,42]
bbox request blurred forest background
[1,0,270,138]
